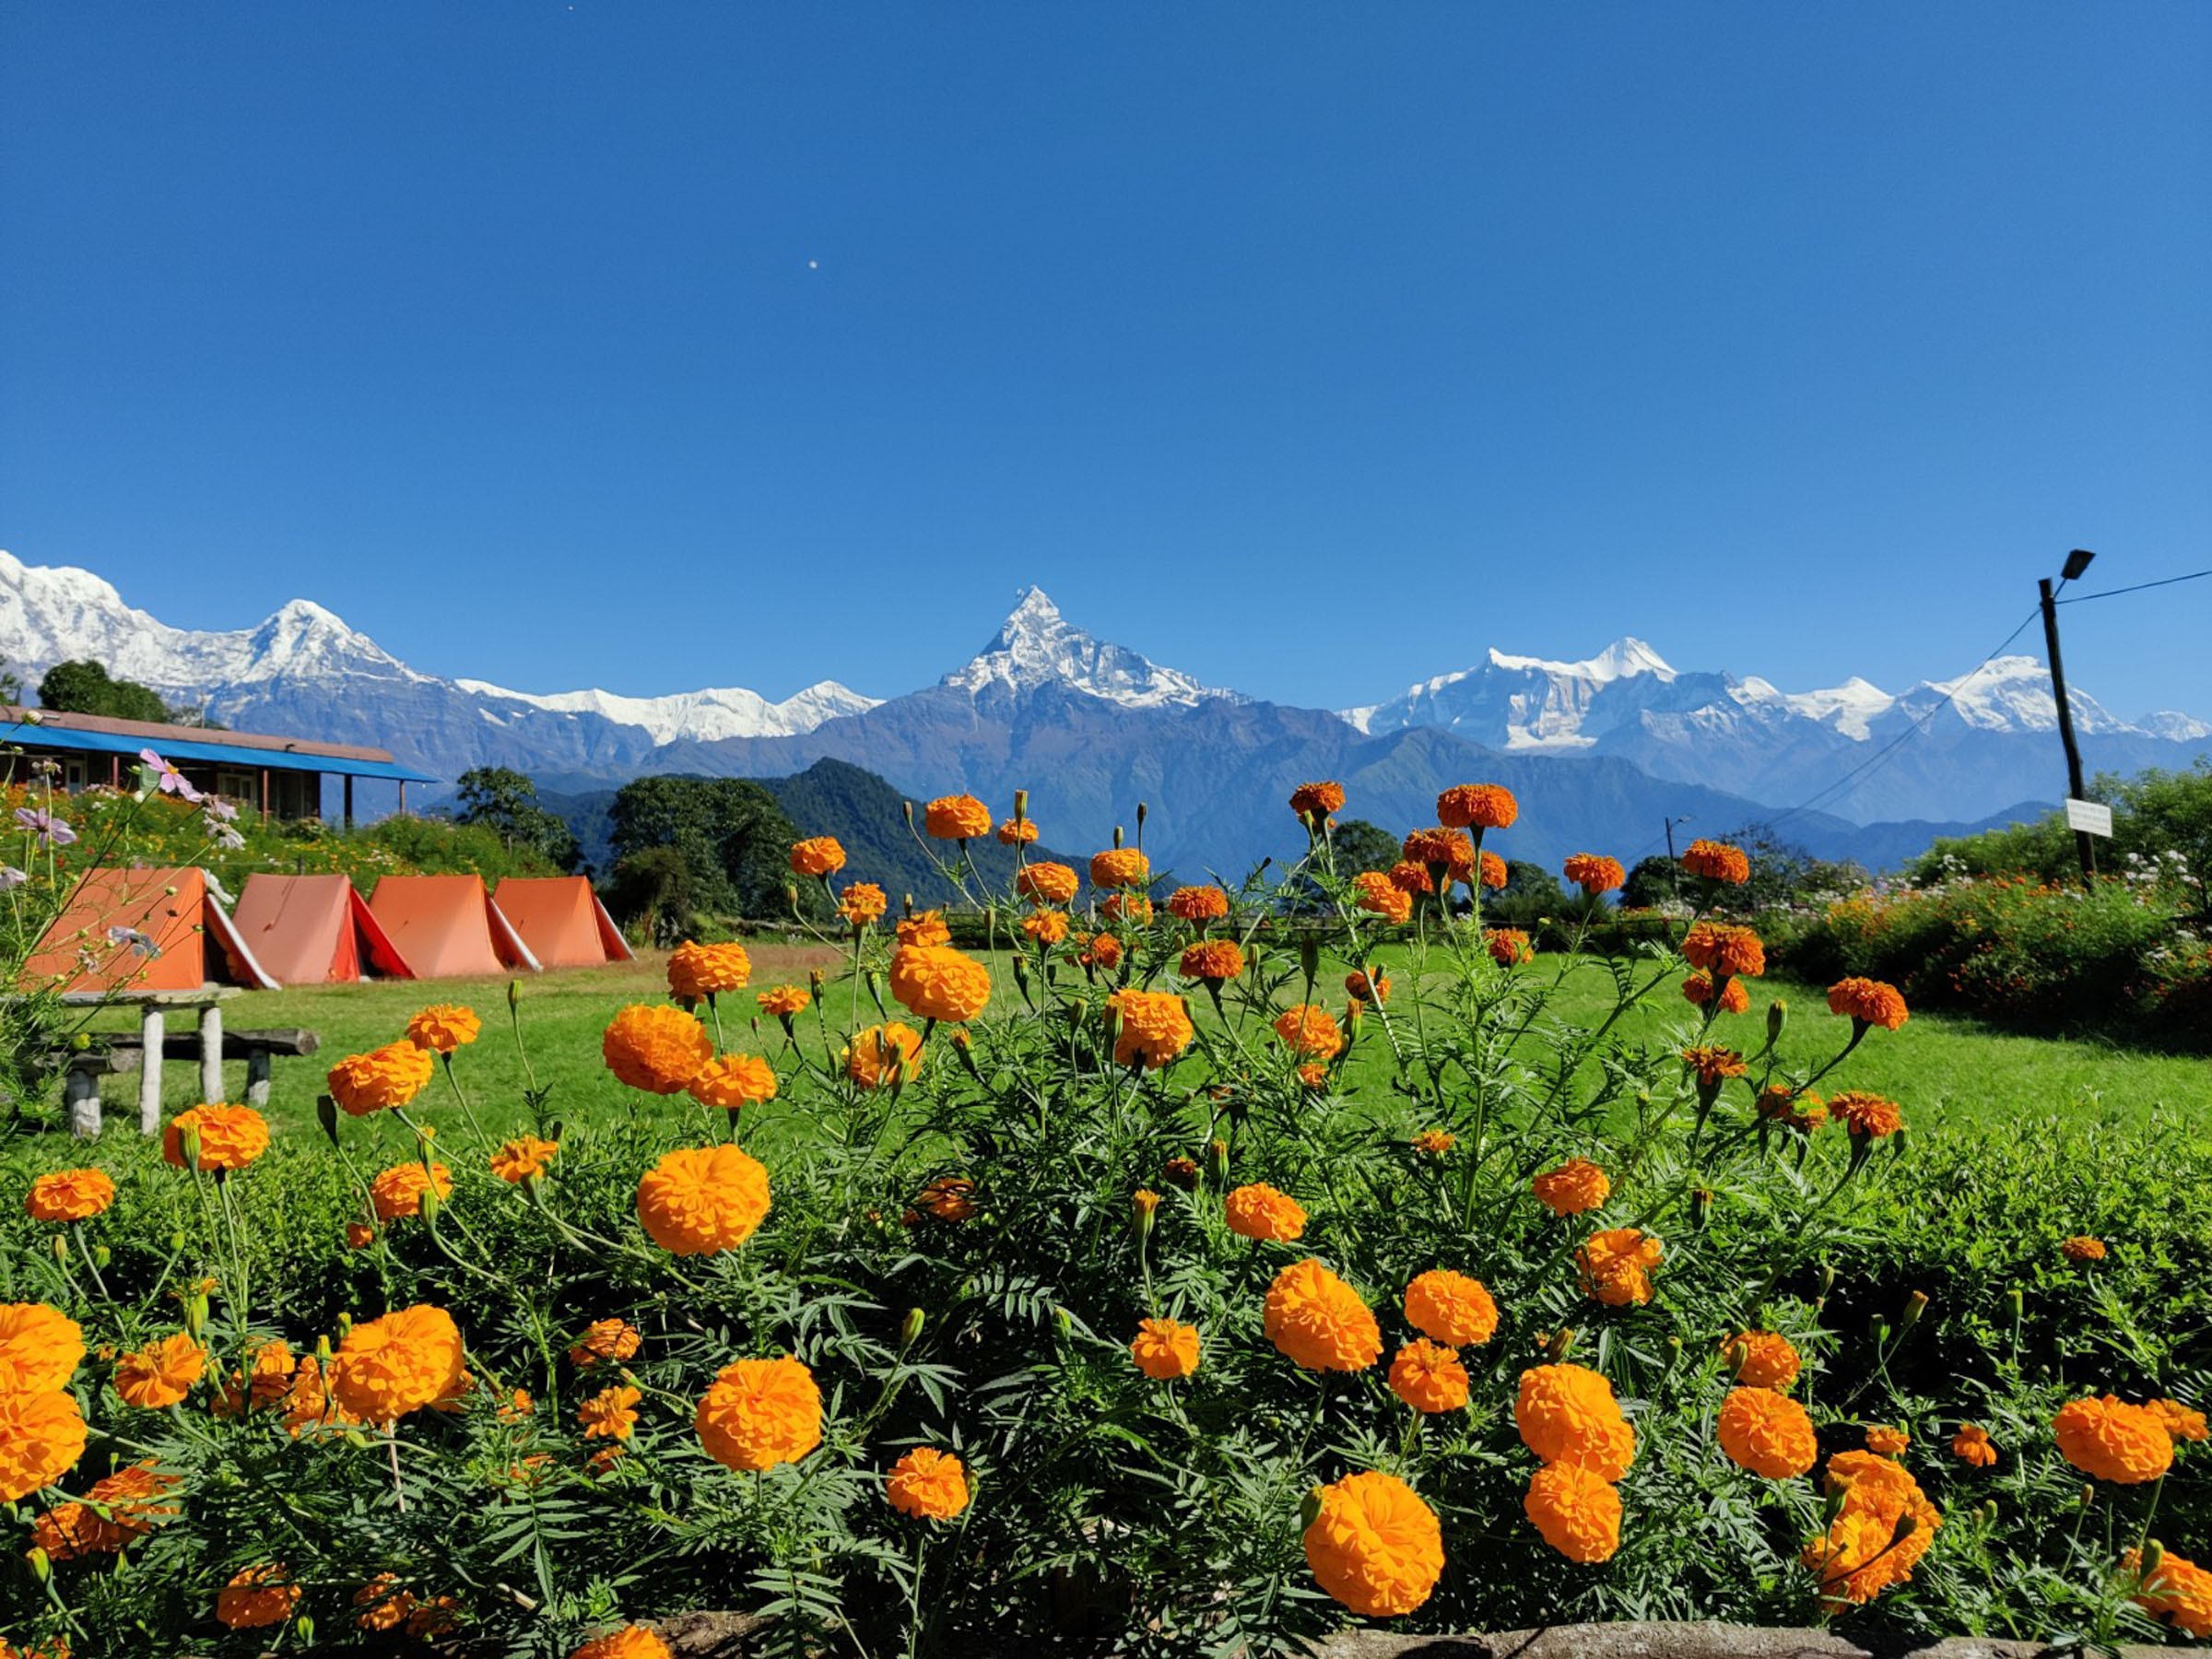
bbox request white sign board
[2065,798,2113,838]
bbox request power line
[2053,568,2212,605]
[1762,604,2045,831]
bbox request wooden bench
[61,1027,321,1135]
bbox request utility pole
[2039,549,2098,887]
[1663,816,1691,906]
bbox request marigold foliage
[1302,1469,1444,1618]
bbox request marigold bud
[169,1229,186,1253]
[297,1617,316,1646]
[1112,824,1124,849]
[1299,1487,1324,1529]
[316,1093,340,1147]
[2080,1483,2096,1509]
[1766,999,1787,1045]
[1871,1316,1888,1346]
[1547,1327,1577,1362]
[808,968,826,994]
[1014,789,1029,819]
[865,970,886,1018]
[179,1125,203,1169]
[900,1308,925,1349]
[2141,1538,2166,1578]
[93,1244,111,1268]
[1208,1137,1230,1188]
[1132,1188,1160,1239]
[27,1546,50,1583]
[1818,1264,1837,1300]
[785,882,800,913]
[314,1335,333,1362]
[902,800,915,830]
[1690,1188,1713,1230]
[1900,1289,1929,1330]
[1136,802,1147,831]
[1299,936,1320,982]
[51,1234,66,1260]
[508,978,521,1013]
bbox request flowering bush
[0,782,2206,1654]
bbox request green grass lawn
[69,937,2207,1147]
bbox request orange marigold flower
[217,1564,300,1630]
[1516,1363,1635,1479]
[1951,1424,1998,1467]
[636,1144,771,1255]
[405,1003,481,1054]
[688,1053,779,1112]
[1577,1228,1663,1307]
[1100,891,1153,924]
[888,945,992,1022]
[1682,838,1751,884]
[571,1626,677,1659]
[1827,976,1908,1030]
[279,1353,360,1439]
[1389,1338,1470,1414]
[1017,861,1079,905]
[2060,1234,2107,1262]
[1865,1424,1910,1455]
[346,1221,376,1250]
[0,1387,87,1502]
[923,794,992,840]
[370,1160,452,1221]
[1106,988,1194,1069]
[1532,1158,1610,1217]
[837,882,888,926]
[844,1021,925,1087]
[789,837,847,877]
[1343,969,1390,1006]
[1562,853,1627,895]
[1485,927,1533,967]
[1402,827,1473,879]
[354,1574,415,1633]
[25,1168,115,1222]
[570,1318,641,1369]
[0,1302,84,1394]
[489,1135,559,1183]
[1524,1461,1622,1563]
[1682,971,1750,1014]
[329,1305,465,1424]
[327,1041,436,1114]
[2149,1398,2208,1441]
[1386,860,1434,896]
[1167,884,1231,922]
[1404,1269,1498,1347]
[2131,1547,2212,1639]
[42,1463,178,1558]
[1272,1004,1344,1059]
[695,1355,822,1473]
[1161,1154,1201,1188]
[1757,1084,1827,1133]
[1289,781,1347,819]
[1263,1258,1382,1373]
[2053,1394,2173,1484]
[601,1004,713,1094]
[1724,1331,1802,1391]
[894,911,951,948]
[916,1176,975,1221]
[1021,909,1070,945]
[1352,870,1415,924]
[1681,922,1765,979]
[1130,1317,1201,1380]
[1302,1469,1443,1618]
[579,1384,641,1441]
[1179,939,1244,982]
[886,1446,970,1519]
[758,983,811,1018]
[1438,782,1517,830]
[1802,1451,1942,1607]
[1479,849,1508,889]
[1719,1387,1818,1478]
[114,1333,205,1409]
[1410,1128,1455,1157]
[1296,1060,1329,1089]
[1088,847,1150,889]
[1680,1045,1747,1088]
[161,1103,270,1171]
[1225,1182,1307,1242]
[995,816,1039,845]
[667,940,751,999]
[1830,1091,1904,1138]
[1078,930,1124,971]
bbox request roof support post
[343,774,355,830]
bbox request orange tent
[492,877,634,970]
[24,866,278,994]
[230,874,416,986]
[367,875,540,980]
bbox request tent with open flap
[23,865,279,994]
[366,874,539,979]
[230,873,416,986]
[491,877,633,970]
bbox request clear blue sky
[4,4,2207,717]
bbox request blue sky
[3,4,2207,717]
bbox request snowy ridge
[942,586,1236,709]
[454,678,880,745]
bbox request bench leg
[66,1070,101,1138]
[138,1008,165,1136]
[245,1051,272,1109]
[200,1004,224,1103]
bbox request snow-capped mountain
[453,677,879,745]
[941,586,1237,710]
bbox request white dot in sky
[808,260,819,270]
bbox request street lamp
[2038,549,2098,885]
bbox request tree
[607,775,805,919]
[604,846,700,947]
[1327,818,1402,878]
[37,660,171,724]
[455,767,583,874]
[1622,855,1685,911]
[1486,858,1572,927]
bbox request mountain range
[3,549,2204,879]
